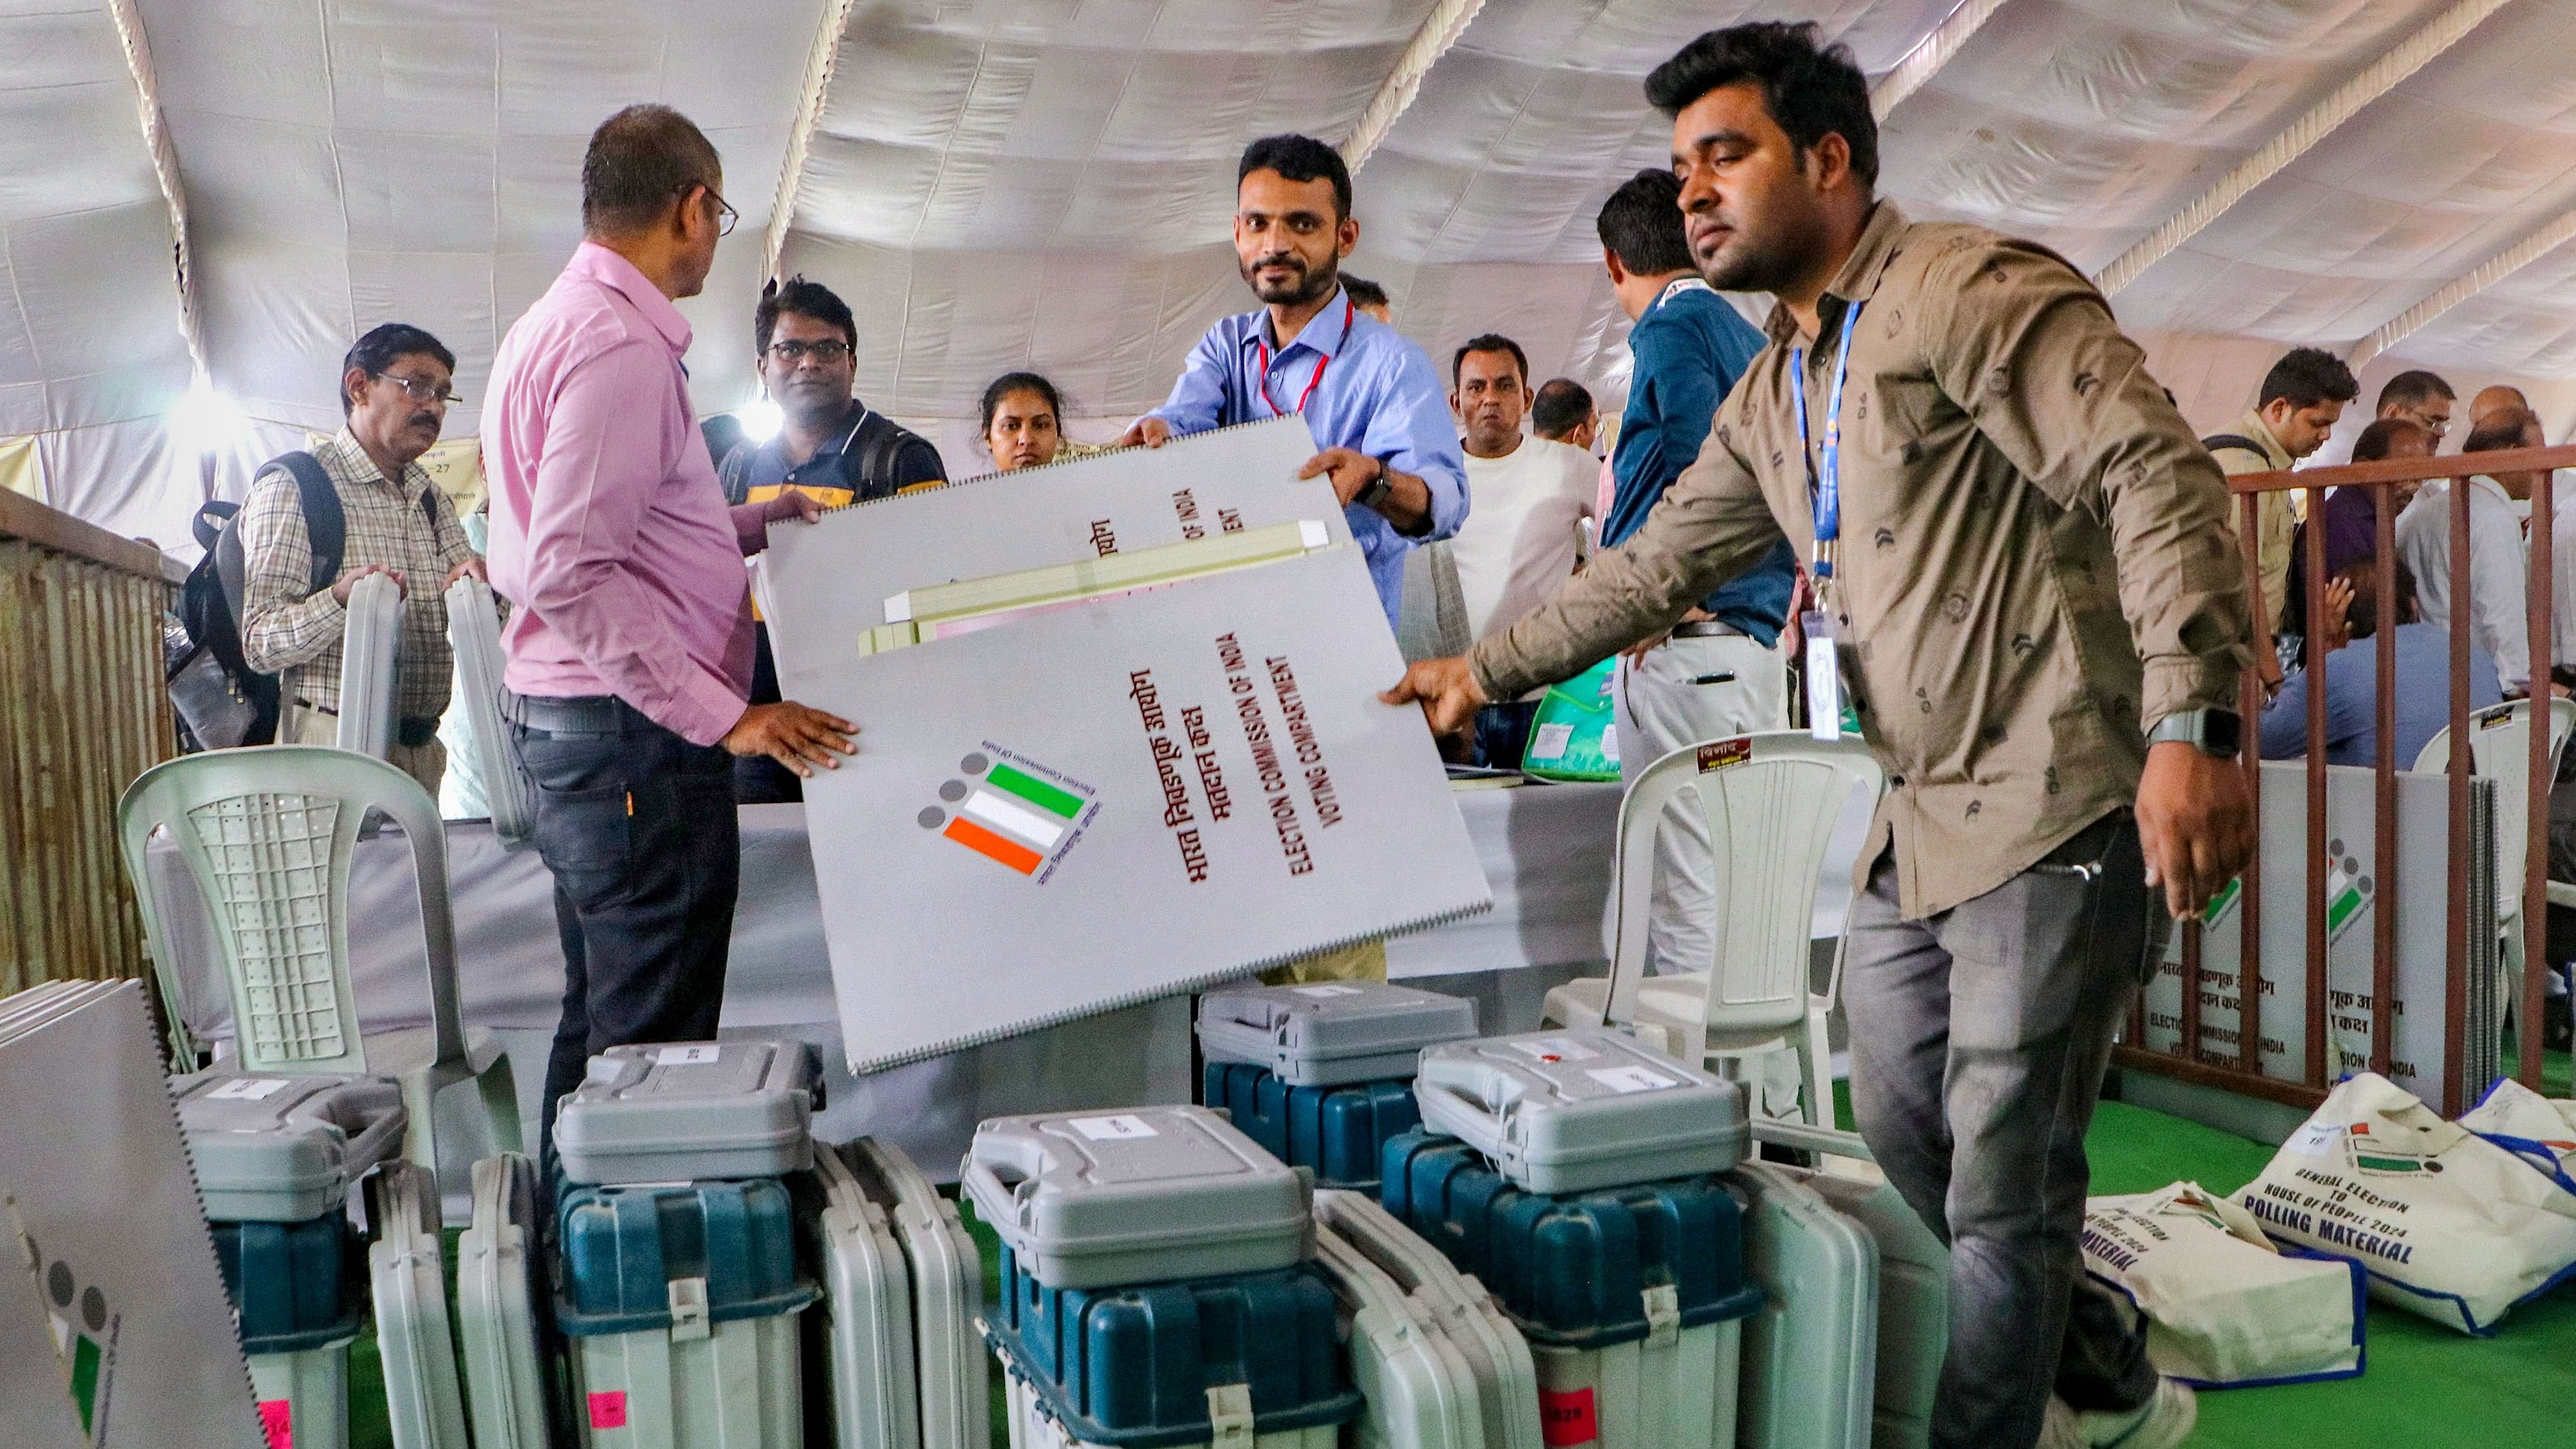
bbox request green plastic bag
[1520,657,1620,781]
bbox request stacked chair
[1196,980,1479,1190]
[966,1105,1365,1448]
[1381,1028,1763,1449]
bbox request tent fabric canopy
[12,0,2576,550]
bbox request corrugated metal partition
[0,491,178,993]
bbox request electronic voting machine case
[551,1039,820,1186]
[962,1105,1311,1289]
[1411,1029,1748,1194]
[1196,981,1479,1087]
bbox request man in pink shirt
[483,104,854,1157]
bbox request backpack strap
[257,451,347,596]
[2202,433,2268,459]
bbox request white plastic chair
[2413,697,2576,1020]
[118,746,521,1184]
[1542,732,1886,1127]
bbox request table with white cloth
[151,780,1721,1177]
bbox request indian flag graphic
[918,749,1095,877]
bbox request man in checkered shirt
[239,322,485,794]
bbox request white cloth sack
[2458,1077,2576,1196]
[2082,1182,2364,1386]
[2237,1072,2576,1335]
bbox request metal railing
[2116,443,2576,1116]
[0,490,180,994]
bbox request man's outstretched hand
[1381,656,1490,739]
[1118,416,1173,449]
[2136,740,2254,919]
[723,701,857,778]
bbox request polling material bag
[1520,657,1618,782]
[2458,1077,2576,1196]
[2236,1072,2576,1335]
[2083,1182,2364,1386]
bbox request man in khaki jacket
[2204,347,2356,633]
[1387,24,2253,1449]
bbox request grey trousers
[1842,811,2163,1449]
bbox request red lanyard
[1254,297,1355,418]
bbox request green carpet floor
[341,1077,2576,1449]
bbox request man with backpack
[718,275,946,802]
[234,322,482,793]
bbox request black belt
[502,691,627,735]
[1668,621,1747,641]
[296,699,439,748]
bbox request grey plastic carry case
[174,1071,407,1222]
[963,1105,1310,1289]
[554,1040,819,1186]
[443,578,536,843]
[335,570,401,759]
[1733,1157,1879,1449]
[1752,1121,1946,1449]
[1411,1030,1748,1193]
[1197,982,1479,1087]
[456,1154,554,1449]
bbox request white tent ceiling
[15,0,2576,548]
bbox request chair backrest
[1605,732,1885,1035]
[2412,697,2576,924]
[116,746,464,1075]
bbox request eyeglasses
[766,339,852,365]
[679,182,739,237]
[376,372,461,406]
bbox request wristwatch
[1352,456,1393,512]
[2146,707,2242,757]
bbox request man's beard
[1695,208,1817,296]
[1245,253,1338,307]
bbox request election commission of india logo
[918,747,1100,882]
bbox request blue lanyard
[1788,301,1864,578]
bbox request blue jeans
[1470,699,1541,770]
[1841,812,2163,1449]
[511,701,739,1169]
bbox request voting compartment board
[2138,762,2501,1101]
[770,419,1492,1072]
[0,981,263,1448]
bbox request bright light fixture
[166,376,246,458]
[737,398,783,443]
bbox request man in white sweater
[2397,407,2542,696]
[1446,333,1598,766]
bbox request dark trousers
[1470,699,1542,770]
[1841,812,2164,1449]
[511,701,741,1167]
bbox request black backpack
[171,452,378,748]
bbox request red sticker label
[257,1399,293,1449]
[1694,738,1752,772]
[1538,1386,1599,1446]
[589,1391,629,1430]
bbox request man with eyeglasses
[483,104,856,1171]
[717,276,946,802]
[239,321,483,793]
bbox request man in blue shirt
[1596,167,1798,977]
[2259,561,2498,767]
[1123,134,1467,626]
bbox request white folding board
[0,982,263,1448]
[767,422,1490,1072]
